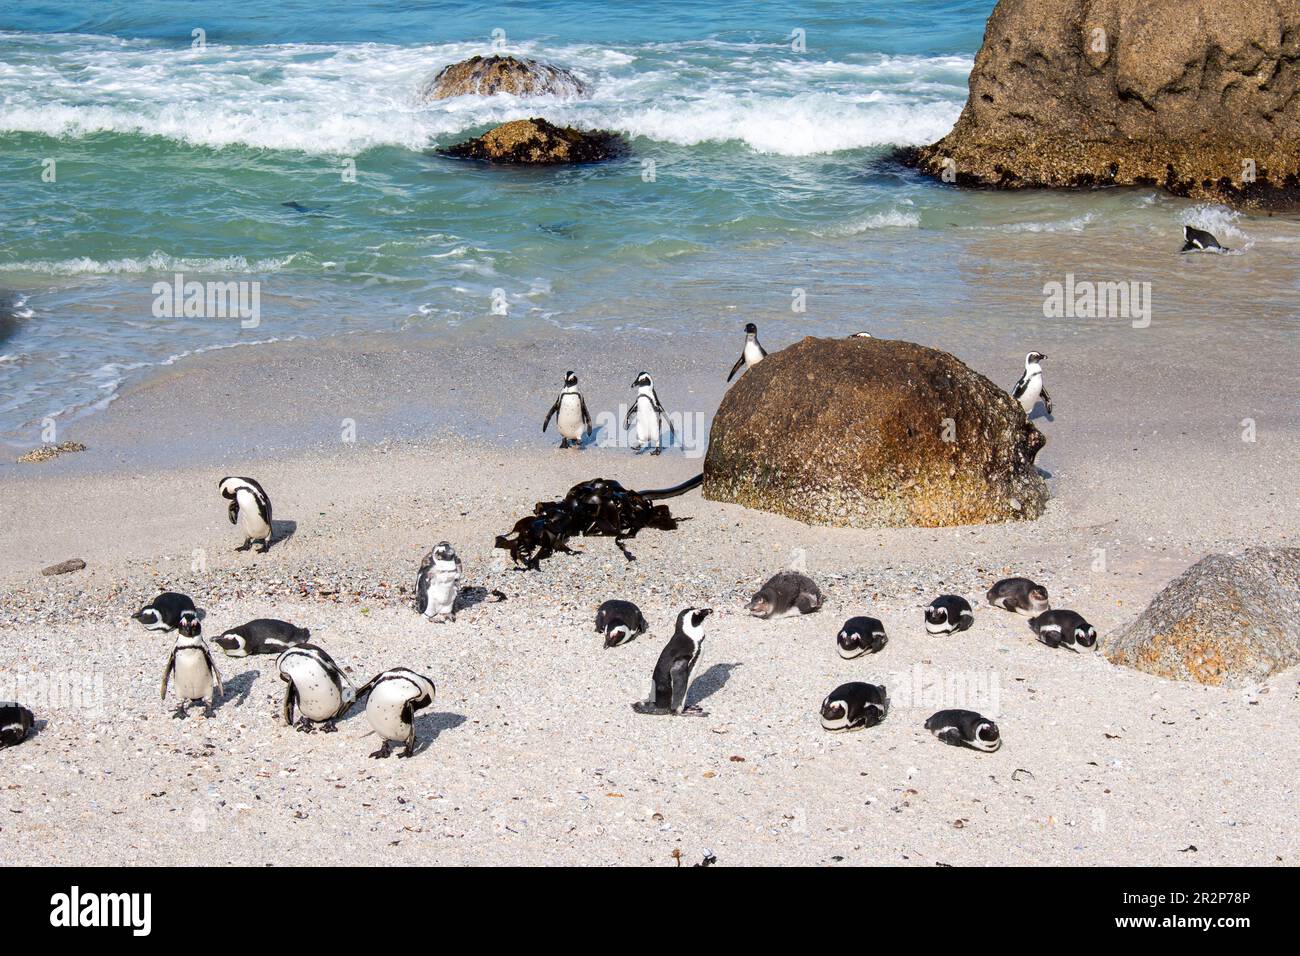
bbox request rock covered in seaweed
[441,118,625,165]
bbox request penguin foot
[651,448,662,456]
[320,721,338,734]
[369,743,392,759]
[235,541,251,552]
[295,718,315,733]
[256,541,270,554]
[171,705,188,720]
[679,705,709,717]
[397,746,415,759]
[631,702,672,716]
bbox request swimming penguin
[632,607,712,716]
[0,702,34,749]
[986,578,1050,616]
[160,621,223,718]
[276,643,356,732]
[542,370,592,449]
[819,682,888,731]
[925,595,974,634]
[1181,225,1227,253]
[925,709,1001,752]
[726,322,767,382]
[1028,609,1097,649]
[212,618,310,657]
[625,372,676,455]
[132,592,198,632]
[356,668,436,758]
[594,599,648,647]
[219,476,273,553]
[1011,351,1052,417]
[836,616,888,658]
[746,571,823,619]
[416,541,462,622]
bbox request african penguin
[542,370,592,449]
[848,331,873,339]
[132,592,198,632]
[986,578,1050,616]
[160,621,223,718]
[1028,609,1097,650]
[1181,225,1227,253]
[1011,351,1052,417]
[356,668,436,758]
[595,599,648,648]
[632,607,712,716]
[819,682,888,731]
[746,571,823,619]
[625,371,675,455]
[726,322,767,382]
[836,616,888,659]
[925,710,1001,752]
[213,618,310,657]
[416,541,462,622]
[0,702,34,749]
[925,595,974,634]
[276,643,356,732]
[219,476,273,553]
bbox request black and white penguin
[595,599,648,648]
[416,541,462,622]
[219,476,273,552]
[542,370,592,449]
[1181,225,1227,253]
[925,709,1001,752]
[1028,609,1097,649]
[746,571,823,619]
[819,682,888,731]
[356,668,436,758]
[276,643,357,732]
[132,591,198,632]
[625,371,675,455]
[726,322,767,382]
[847,331,873,339]
[1011,351,1052,417]
[212,618,310,657]
[160,621,223,718]
[986,577,1050,616]
[632,607,712,716]
[836,616,888,658]
[925,595,974,634]
[0,702,34,749]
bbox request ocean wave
[0,253,301,276]
[810,209,921,236]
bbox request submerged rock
[1106,548,1300,687]
[703,337,1047,528]
[441,118,625,165]
[420,55,589,101]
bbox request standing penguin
[925,709,1001,752]
[219,476,274,552]
[726,322,767,382]
[132,592,198,632]
[160,619,223,718]
[276,643,356,732]
[746,571,823,619]
[1028,609,1097,649]
[356,668,437,758]
[1011,351,1052,418]
[542,370,592,449]
[416,542,462,622]
[213,618,310,657]
[594,599,648,647]
[0,702,34,749]
[1181,225,1228,253]
[836,616,888,659]
[925,595,974,634]
[632,607,712,716]
[986,578,1050,617]
[819,682,888,731]
[625,372,675,455]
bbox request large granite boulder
[703,337,1048,528]
[910,0,1300,209]
[441,118,625,165]
[1106,548,1300,687]
[420,55,589,101]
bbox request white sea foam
[811,210,921,236]
[0,253,299,276]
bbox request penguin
[356,668,436,758]
[925,595,973,634]
[1181,225,1227,253]
[542,370,592,449]
[132,592,198,632]
[925,709,1001,752]
[625,372,676,455]
[847,331,873,339]
[276,643,356,732]
[986,578,1050,616]
[836,616,888,659]
[594,599,648,648]
[1011,351,1052,417]
[631,607,712,716]
[746,571,823,619]
[160,620,223,718]
[219,476,273,552]
[212,618,310,657]
[819,682,887,731]
[1028,609,1097,649]
[416,541,462,622]
[0,702,34,749]
[726,322,767,382]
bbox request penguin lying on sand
[925,595,974,634]
[925,709,1001,752]
[746,571,823,619]
[632,608,712,716]
[595,599,648,647]
[133,592,198,632]
[819,682,887,731]
[213,618,310,656]
[0,702,34,749]
[986,578,1050,616]
[1028,609,1097,649]
[836,616,888,658]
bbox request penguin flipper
[579,395,592,433]
[1040,385,1053,416]
[281,683,296,726]
[934,726,964,747]
[160,650,176,700]
[542,397,561,433]
[669,659,692,713]
[204,647,223,699]
[726,354,745,382]
[623,403,636,429]
[227,501,239,525]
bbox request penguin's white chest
[1018,372,1043,413]
[367,679,422,741]
[557,393,584,440]
[635,394,660,442]
[174,648,212,701]
[281,657,345,721]
[421,563,460,616]
[236,489,270,537]
[744,340,764,366]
